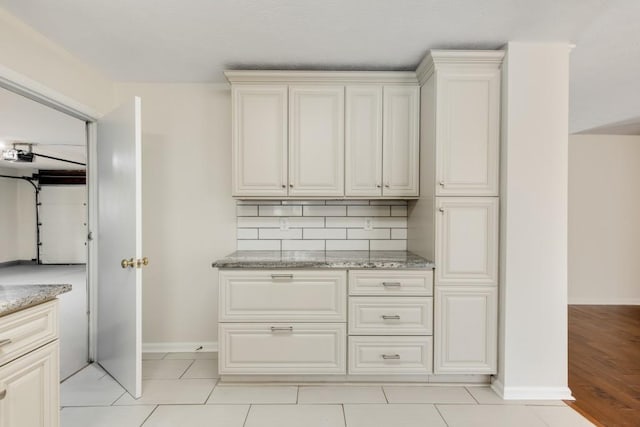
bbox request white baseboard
[491,378,574,401]
[142,342,218,353]
[568,297,640,305]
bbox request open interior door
[96,97,143,398]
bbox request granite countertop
[212,251,434,269]
[0,284,72,317]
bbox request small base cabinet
[0,300,60,427]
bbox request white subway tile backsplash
[326,240,369,250]
[237,228,258,239]
[370,240,407,251]
[236,200,407,251]
[347,205,391,217]
[303,205,347,217]
[391,205,408,217]
[391,228,408,239]
[237,240,281,251]
[282,240,325,250]
[347,228,391,240]
[303,228,347,240]
[259,228,303,240]
[258,205,303,217]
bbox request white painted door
[435,197,499,285]
[382,86,419,197]
[39,186,87,264]
[232,85,288,196]
[345,85,382,197]
[434,286,497,374]
[96,97,143,398]
[289,86,344,197]
[435,68,500,196]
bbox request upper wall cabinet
[225,71,420,199]
[232,85,288,197]
[345,85,419,197]
[289,86,345,197]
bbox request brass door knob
[136,257,149,268]
[121,258,135,269]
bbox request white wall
[0,8,114,115]
[114,83,236,350]
[0,167,37,263]
[495,42,571,400]
[569,134,640,304]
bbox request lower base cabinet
[349,336,432,375]
[219,323,346,375]
[0,340,59,427]
[434,286,497,374]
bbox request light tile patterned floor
[60,352,594,427]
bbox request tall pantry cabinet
[413,50,504,375]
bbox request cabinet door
[232,85,288,196]
[0,341,59,427]
[434,286,497,374]
[382,86,419,197]
[345,85,383,197]
[289,86,344,197]
[436,68,500,196]
[435,197,498,286]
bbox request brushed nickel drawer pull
[382,282,401,287]
[381,315,401,320]
[270,326,293,332]
[382,354,401,360]
[0,338,11,347]
[271,274,293,280]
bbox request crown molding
[416,50,506,86]
[224,70,418,85]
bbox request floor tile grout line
[341,403,347,427]
[465,386,481,404]
[178,359,197,379]
[434,404,451,427]
[138,404,159,427]
[242,404,252,427]
[110,390,127,406]
[203,378,219,404]
[296,385,299,404]
[381,385,389,404]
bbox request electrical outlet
[280,217,289,231]
[364,217,373,231]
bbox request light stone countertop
[0,284,72,317]
[212,250,434,269]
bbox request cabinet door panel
[345,86,382,197]
[382,86,419,197]
[232,85,288,196]
[434,286,497,374]
[436,70,500,196]
[436,197,498,285]
[289,86,344,196]
[0,341,59,427]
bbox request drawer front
[219,323,346,375]
[349,270,433,296]
[219,270,346,322]
[0,300,58,367]
[349,336,432,375]
[349,297,432,335]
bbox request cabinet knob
[281,184,286,189]
[289,184,293,188]
[376,184,381,188]
[0,388,6,400]
[439,207,445,213]
[384,184,390,188]
[439,181,445,187]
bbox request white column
[493,42,572,400]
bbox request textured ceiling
[1,0,639,133]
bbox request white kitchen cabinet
[348,336,432,375]
[435,67,501,196]
[348,297,432,336]
[232,85,288,197]
[289,86,344,197]
[345,86,383,196]
[434,286,497,374]
[435,197,499,286]
[382,86,420,197]
[349,269,433,296]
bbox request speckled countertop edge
[0,284,72,317]
[212,250,435,269]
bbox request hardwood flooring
[567,305,640,427]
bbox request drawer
[349,297,432,335]
[0,300,58,367]
[219,270,346,322]
[219,323,346,375]
[349,270,433,296]
[348,336,432,375]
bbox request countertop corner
[0,284,72,317]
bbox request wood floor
[567,305,640,427]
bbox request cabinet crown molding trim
[224,70,418,85]
[416,50,505,86]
